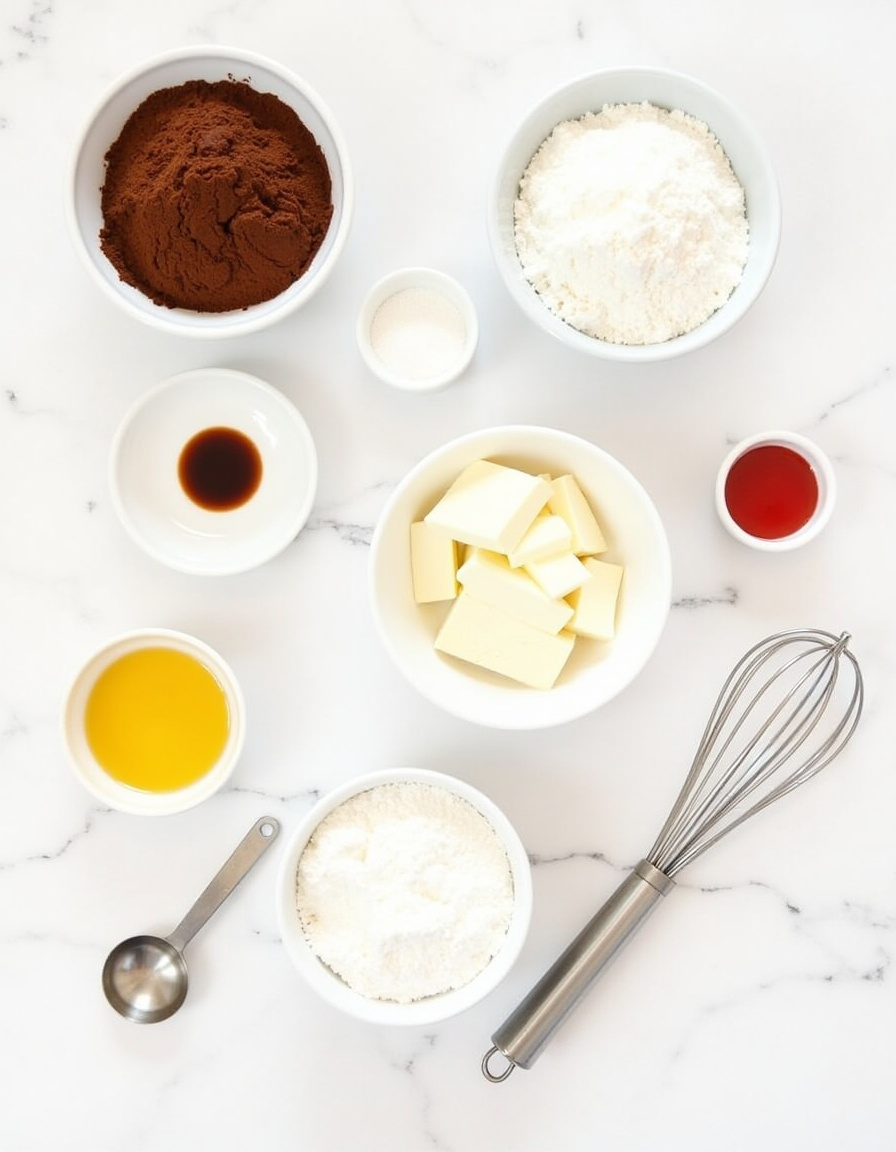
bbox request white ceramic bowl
[715,430,836,551]
[488,66,781,362]
[110,368,318,575]
[62,628,246,815]
[356,267,479,391]
[368,425,671,729]
[66,46,353,338]
[276,767,532,1025]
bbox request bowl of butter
[368,425,671,729]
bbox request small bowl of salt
[275,766,532,1025]
[356,267,478,391]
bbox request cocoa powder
[100,79,333,313]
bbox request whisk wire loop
[648,629,862,877]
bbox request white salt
[370,286,467,383]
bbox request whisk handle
[483,860,674,1080]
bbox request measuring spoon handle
[166,816,280,954]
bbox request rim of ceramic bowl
[356,267,479,391]
[108,368,319,576]
[65,45,354,338]
[714,430,836,551]
[368,425,672,729]
[275,766,533,1025]
[61,628,246,815]
[487,65,782,362]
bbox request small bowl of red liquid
[715,431,836,551]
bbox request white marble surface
[1,2,894,1150]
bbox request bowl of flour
[275,767,532,1024]
[488,67,781,361]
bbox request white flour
[295,780,514,1003]
[513,102,749,345]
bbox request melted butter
[85,647,230,792]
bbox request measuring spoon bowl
[103,934,189,1023]
[102,816,280,1023]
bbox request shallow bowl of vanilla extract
[66,45,353,338]
[275,767,533,1025]
[110,368,318,575]
[488,66,781,361]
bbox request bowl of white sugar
[356,267,478,391]
[276,767,532,1025]
[488,67,781,361]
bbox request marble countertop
[2,2,894,1150]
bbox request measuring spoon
[102,815,280,1023]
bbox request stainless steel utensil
[482,629,863,1081]
[102,815,280,1023]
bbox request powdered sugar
[513,102,749,345]
[294,781,514,1003]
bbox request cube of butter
[549,475,607,556]
[524,549,591,599]
[457,548,574,634]
[424,460,551,553]
[566,557,624,640]
[410,521,458,603]
[435,591,575,689]
[507,513,573,568]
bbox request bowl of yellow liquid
[63,628,245,815]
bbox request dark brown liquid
[178,426,263,511]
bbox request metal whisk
[482,628,863,1082]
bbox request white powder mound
[513,102,749,345]
[370,287,467,382]
[295,781,515,1003]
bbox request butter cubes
[456,548,574,634]
[507,513,572,567]
[549,474,607,555]
[567,558,624,640]
[423,460,552,552]
[409,521,458,603]
[410,460,623,689]
[434,592,576,691]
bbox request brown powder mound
[99,79,333,313]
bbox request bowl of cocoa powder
[67,46,353,337]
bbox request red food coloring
[724,444,819,540]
